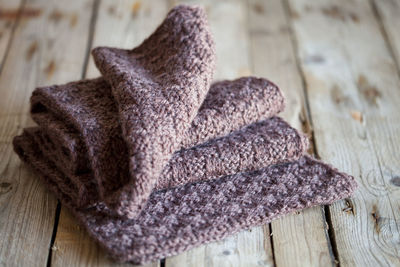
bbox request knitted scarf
[13,5,357,264]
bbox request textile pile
[13,5,357,264]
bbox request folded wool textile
[91,5,216,218]
[29,76,287,206]
[12,4,357,264]
[30,76,285,175]
[13,131,356,264]
[21,115,308,207]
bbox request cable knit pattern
[12,4,357,265]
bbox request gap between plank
[268,224,277,266]
[46,201,62,267]
[280,0,340,266]
[81,0,100,79]
[323,205,340,267]
[369,0,400,79]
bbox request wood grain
[287,0,400,266]
[373,0,400,69]
[248,0,336,266]
[166,0,274,266]
[52,0,167,266]
[0,0,23,68]
[53,208,160,267]
[0,0,95,265]
[85,0,169,78]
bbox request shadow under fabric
[12,5,357,264]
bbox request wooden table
[1,0,399,266]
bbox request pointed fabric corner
[12,4,357,265]
[91,5,216,218]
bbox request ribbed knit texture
[12,5,357,265]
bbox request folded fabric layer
[92,6,216,218]
[157,117,309,189]
[24,115,308,207]
[12,4,357,264]
[30,76,286,205]
[13,132,356,264]
[31,77,285,176]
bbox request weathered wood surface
[373,0,400,70]
[0,0,399,266]
[248,0,336,266]
[0,0,94,266]
[0,0,23,67]
[288,0,400,266]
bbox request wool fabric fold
[29,76,288,207]
[13,4,357,264]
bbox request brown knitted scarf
[12,5,357,264]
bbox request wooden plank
[52,1,167,266]
[287,0,400,266]
[166,0,274,266]
[0,0,95,266]
[85,0,170,78]
[373,0,400,69]
[248,0,336,266]
[52,208,137,267]
[0,0,24,67]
